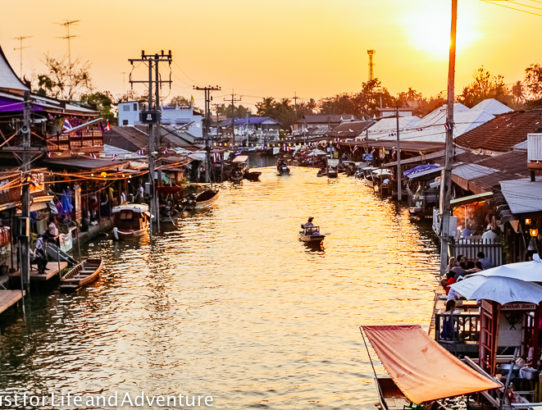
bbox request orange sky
[1,0,541,109]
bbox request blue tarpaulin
[403,164,439,177]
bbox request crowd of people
[442,252,493,301]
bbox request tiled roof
[104,125,202,152]
[296,114,356,124]
[455,110,542,153]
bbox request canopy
[472,253,542,282]
[450,275,542,305]
[362,325,500,404]
[403,163,439,177]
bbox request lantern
[525,218,532,226]
[530,228,539,237]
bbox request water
[0,167,440,409]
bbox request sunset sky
[1,0,541,108]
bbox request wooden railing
[435,312,480,344]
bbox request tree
[523,63,542,101]
[458,66,512,108]
[80,91,115,122]
[35,55,92,100]
[169,95,192,107]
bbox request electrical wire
[481,0,542,16]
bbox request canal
[0,166,440,409]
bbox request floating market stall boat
[112,204,150,239]
[360,325,501,410]
[60,258,103,292]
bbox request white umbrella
[472,253,542,282]
[450,275,542,305]
[307,149,327,157]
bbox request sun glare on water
[404,3,481,59]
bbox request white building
[117,102,203,138]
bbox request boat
[276,158,290,175]
[316,168,326,177]
[112,203,150,240]
[372,169,393,196]
[244,170,261,181]
[298,226,325,244]
[194,189,220,210]
[60,258,103,292]
[327,167,338,178]
[375,377,410,410]
[231,155,248,183]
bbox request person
[120,191,127,204]
[46,218,59,242]
[31,234,48,275]
[477,251,492,270]
[443,271,456,295]
[446,257,458,273]
[302,217,314,230]
[461,224,472,238]
[465,261,484,274]
[440,299,458,341]
[482,225,498,243]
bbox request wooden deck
[0,290,25,315]
[9,261,68,282]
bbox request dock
[0,289,25,315]
[9,261,68,282]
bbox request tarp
[362,325,500,404]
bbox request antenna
[12,35,32,77]
[55,19,80,66]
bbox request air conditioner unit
[527,133,542,162]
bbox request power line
[481,0,542,16]
[508,0,542,11]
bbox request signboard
[140,110,161,124]
[501,302,537,311]
[29,172,45,193]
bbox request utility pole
[440,0,458,275]
[395,105,402,201]
[194,85,221,182]
[292,92,300,111]
[21,91,32,291]
[12,36,31,78]
[128,50,172,234]
[56,19,79,67]
[367,49,375,81]
[224,90,241,146]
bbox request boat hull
[194,190,220,210]
[298,233,325,244]
[60,258,103,292]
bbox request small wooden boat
[244,170,261,181]
[60,258,103,292]
[327,167,338,178]
[112,203,150,240]
[194,189,220,210]
[298,226,325,244]
[316,168,326,177]
[375,377,410,410]
[277,165,290,175]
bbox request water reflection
[0,166,439,408]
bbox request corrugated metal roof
[0,47,28,92]
[501,178,542,214]
[452,163,498,180]
[456,109,542,153]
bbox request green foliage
[523,64,542,101]
[80,91,115,122]
[35,55,92,100]
[216,103,252,118]
[458,66,513,108]
[168,95,192,107]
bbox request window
[133,103,138,111]
[122,120,129,126]
[123,105,130,112]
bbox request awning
[450,192,493,207]
[232,155,248,163]
[501,178,542,214]
[362,325,500,404]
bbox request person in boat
[302,217,320,235]
[31,234,48,275]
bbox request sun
[403,3,481,59]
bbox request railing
[451,236,503,267]
[435,312,480,344]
